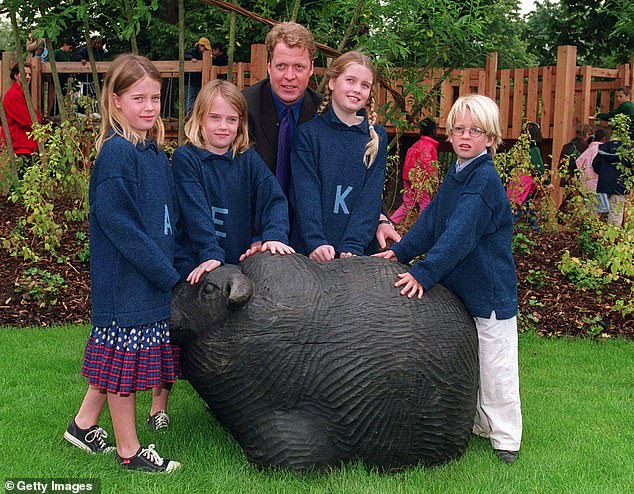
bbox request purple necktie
[276,106,291,196]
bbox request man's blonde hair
[96,54,164,152]
[184,80,250,157]
[446,94,503,156]
[265,22,316,61]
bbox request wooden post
[578,65,592,126]
[551,45,577,206]
[249,44,268,85]
[512,68,524,138]
[30,57,42,116]
[201,50,211,85]
[485,52,498,100]
[630,57,634,90]
[499,69,511,138]
[525,67,539,124]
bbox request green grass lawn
[0,326,632,494]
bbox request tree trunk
[45,37,68,121]
[227,12,236,84]
[81,1,101,103]
[0,98,17,175]
[178,0,184,145]
[317,0,366,94]
[291,0,300,22]
[124,0,139,54]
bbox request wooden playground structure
[2,44,633,174]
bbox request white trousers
[607,194,625,226]
[472,313,523,451]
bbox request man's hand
[376,217,401,249]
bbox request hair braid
[317,91,331,115]
[363,93,379,167]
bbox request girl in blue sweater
[173,80,293,285]
[375,95,522,464]
[291,51,387,261]
[64,55,181,473]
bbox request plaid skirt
[81,319,181,394]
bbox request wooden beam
[485,52,498,100]
[499,69,511,139]
[578,65,592,128]
[512,68,524,137]
[551,45,577,206]
[249,43,268,83]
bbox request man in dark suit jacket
[243,22,400,250]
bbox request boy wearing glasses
[375,94,521,464]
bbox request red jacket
[1,81,41,154]
[402,135,439,180]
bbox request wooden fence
[2,44,633,170]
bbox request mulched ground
[1,196,632,339]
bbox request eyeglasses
[450,126,484,138]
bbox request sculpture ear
[227,273,254,308]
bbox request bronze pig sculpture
[171,253,478,471]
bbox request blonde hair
[446,94,503,156]
[184,80,250,158]
[266,22,316,61]
[317,51,379,167]
[96,54,164,152]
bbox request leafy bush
[1,117,95,262]
[15,267,66,308]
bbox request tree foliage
[525,0,634,67]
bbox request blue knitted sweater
[173,145,289,275]
[391,153,518,319]
[290,106,387,255]
[89,135,180,327]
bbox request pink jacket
[401,135,439,180]
[575,141,601,192]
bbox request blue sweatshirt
[390,153,518,319]
[291,106,387,256]
[172,144,289,275]
[89,135,180,327]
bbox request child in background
[507,122,545,230]
[173,80,293,284]
[375,94,522,464]
[64,55,181,472]
[291,51,387,260]
[575,127,610,215]
[390,117,439,224]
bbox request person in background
[575,127,610,216]
[507,122,545,231]
[184,37,211,114]
[390,117,439,225]
[211,42,228,66]
[26,31,48,62]
[592,131,632,226]
[559,123,592,186]
[593,87,634,138]
[0,62,41,172]
[50,37,76,116]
